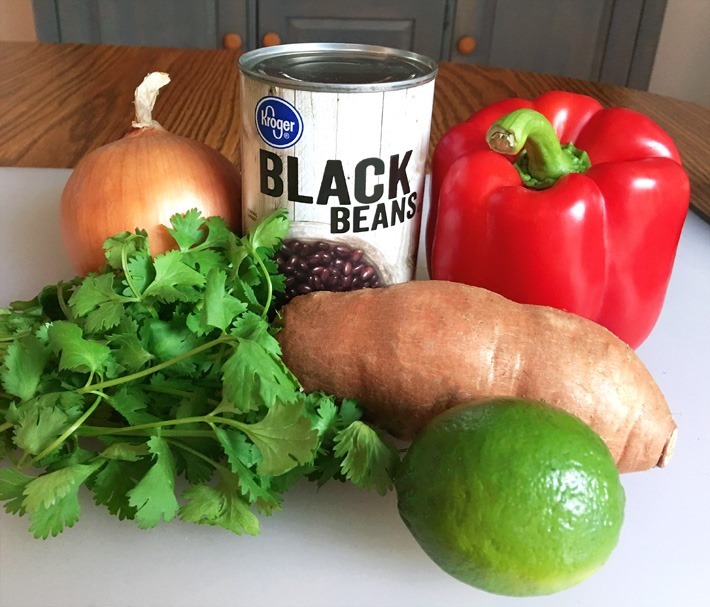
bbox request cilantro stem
[80,426,215,438]
[122,239,143,299]
[90,416,205,433]
[56,281,74,321]
[0,421,12,433]
[77,335,233,394]
[28,392,105,466]
[0,332,32,342]
[77,413,249,437]
[83,370,95,389]
[141,384,221,406]
[255,254,273,319]
[166,438,229,474]
[211,343,230,374]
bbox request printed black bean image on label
[276,238,381,304]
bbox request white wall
[0,0,35,41]
[0,0,706,106]
[649,0,710,106]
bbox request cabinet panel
[283,18,415,51]
[451,0,666,88]
[33,0,249,50]
[487,0,612,80]
[57,0,216,48]
[452,0,612,80]
[256,0,448,59]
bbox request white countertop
[0,167,708,607]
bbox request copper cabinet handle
[262,32,282,47]
[457,36,477,55]
[223,33,242,50]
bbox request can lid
[238,43,438,92]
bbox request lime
[395,397,625,597]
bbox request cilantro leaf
[175,448,216,485]
[180,469,260,536]
[126,436,179,528]
[179,484,222,520]
[91,458,145,520]
[187,268,247,335]
[247,208,290,253]
[100,442,150,461]
[231,312,283,357]
[28,492,82,538]
[7,392,84,456]
[1,333,49,401]
[229,277,262,315]
[84,301,125,334]
[182,248,226,275]
[102,229,149,271]
[337,398,364,426]
[106,386,160,426]
[47,321,113,375]
[0,431,14,460]
[333,421,400,496]
[298,392,338,437]
[222,339,297,412]
[0,468,34,515]
[142,317,204,376]
[212,427,282,510]
[22,462,102,512]
[142,251,205,303]
[200,216,233,249]
[124,253,154,295]
[226,233,250,276]
[166,208,206,251]
[108,319,154,372]
[69,274,126,333]
[22,461,104,538]
[238,401,318,476]
[0,301,44,345]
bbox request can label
[240,53,435,301]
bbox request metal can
[238,43,437,301]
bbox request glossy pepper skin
[427,91,690,349]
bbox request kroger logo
[255,96,303,149]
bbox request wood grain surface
[0,41,708,220]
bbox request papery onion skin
[60,125,242,275]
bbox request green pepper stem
[486,108,591,189]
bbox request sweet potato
[277,280,676,473]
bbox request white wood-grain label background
[240,75,435,284]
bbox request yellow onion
[60,72,242,274]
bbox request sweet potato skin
[277,280,676,473]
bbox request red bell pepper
[428,91,690,349]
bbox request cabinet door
[451,0,665,88]
[33,0,248,50]
[256,0,450,59]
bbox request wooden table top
[1,41,708,220]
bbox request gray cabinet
[33,0,450,57]
[33,0,667,89]
[451,0,667,89]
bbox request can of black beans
[238,43,438,301]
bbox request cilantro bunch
[0,209,398,539]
